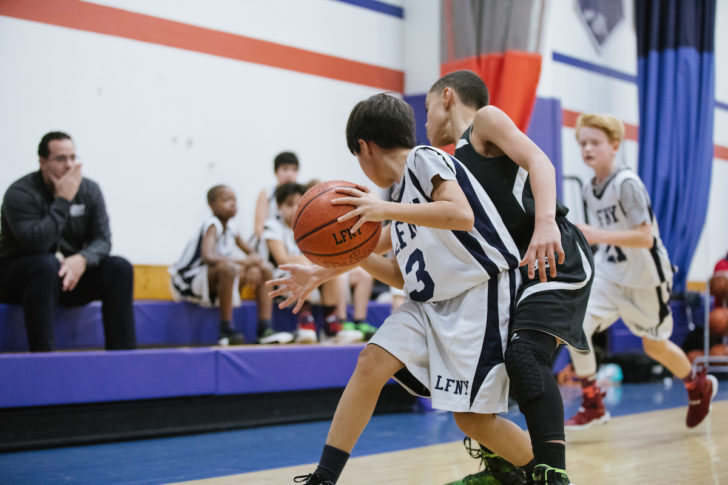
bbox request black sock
[315,444,349,483]
[220,320,233,333]
[534,442,565,470]
[257,319,271,337]
[323,305,336,318]
[353,318,364,324]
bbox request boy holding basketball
[566,113,717,429]
[269,93,539,484]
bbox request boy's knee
[27,254,61,280]
[642,337,664,356]
[104,256,133,280]
[453,412,494,436]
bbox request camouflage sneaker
[531,464,572,485]
[445,438,527,485]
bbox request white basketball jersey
[390,146,520,303]
[583,168,673,288]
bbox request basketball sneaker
[445,438,527,485]
[352,321,378,340]
[258,327,294,344]
[531,464,572,485]
[295,312,318,343]
[564,384,610,430]
[685,367,719,427]
[293,472,335,485]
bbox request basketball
[293,180,382,268]
[709,307,728,336]
[710,275,728,303]
[709,344,728,359]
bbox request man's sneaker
[564,386,610,430]
[217,327,245,346]
[531,465,572,485]
[445,437,527,485]
[293,472,334,485]
[258,327,294,344]
[686,367,719,427]
[295,312,318,343]
[323,315,343,337]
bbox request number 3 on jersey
[405,248,435,301]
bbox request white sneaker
[259,330,294,344]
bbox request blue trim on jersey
[450,156,520,270]
[470,276,505,407]
[406,168,433,202]
[451,231,500,279]
[392,176,406,203]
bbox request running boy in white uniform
[268,93,536,484]
[566,113,717,429]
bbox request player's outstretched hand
[520,219,565,282]
[333,186,387,233]
[265,264,322,313]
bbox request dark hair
[429,70,489,109]
[207,184,229,204]
[275,182,306,205]
[38,131,72,158]
[346,93,416,154]
[273,151,299,172]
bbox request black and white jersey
[454,127,570,256]
[390,146,520,303]
[583,168,673,288]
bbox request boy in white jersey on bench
[268,93,538,484]
[567,113,717,429]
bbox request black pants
[0,254,137,352]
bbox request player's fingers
[354,184,370,193]
[337,209,359,223]
[277,294,296,309]
[292,298,305,314]
[538,249,548,282]
[557,243,566,264]
[350,217,366,233]
[549,249,558,278]
[332,196,359,206]
[265,277,287,288]
[334,187,362,197]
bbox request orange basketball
[709,307,728,336]
[293,180,382,268]
[710,276,728,303]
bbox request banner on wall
[440,0,544,132]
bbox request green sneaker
[531,464,572,485]
[355,322,378,340]
[445,438,527,485]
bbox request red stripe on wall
[562,108,728,161]
[0,0,404,92]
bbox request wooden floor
[174,401,728,485]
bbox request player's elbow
[452,208,474,231]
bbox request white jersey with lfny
[583,168,673,288]
[389,146,520,303]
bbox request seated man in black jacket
[0,131,136,352]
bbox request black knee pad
[505,340,545,404]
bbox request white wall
[0,1,404,264]
[1,0,726,283]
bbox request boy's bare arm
[266,253,401,313]
[201,225,225,265]
[472,106,565,282]
[334,179,473,233]
[266,239,309,266]
[235,234,255,255]
[253,189,269,237]
[576,221,653,248]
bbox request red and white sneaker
[565,385,610,430]
[295,312,318,344]
[686,367,718,427]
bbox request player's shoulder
[409,145,453,166]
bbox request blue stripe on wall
[332,0,404,18]
[552,52,637,83]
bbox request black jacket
[0,171,111,266]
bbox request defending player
[270,93,541,484]
[566,113,717,429]
[426,70,593,485]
